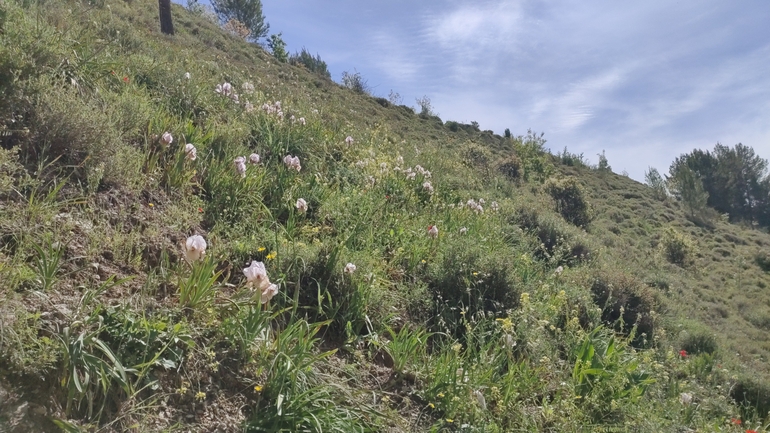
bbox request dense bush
[679,328,719,355]
[545,177,593,228]
[514,207,592,267]
[289,48,331,78]
[660,227,695,267]
[589,270,657,346]
[497,155,522,181]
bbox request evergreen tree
[211,0,269,41]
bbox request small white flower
[459,227,468,235]
[479,198,486,205]
[274,101,281,110]
[161,132,173,145]
[283,155,301,172]
[355,160,367,169]
[290,115,296,122]
[243,260,271,291]
[184,72,191,80]
[396,156,404,165]
[380,162,388,173]
[184,235,207,263]
[221,82,233,95]
[405,168,416,180]
[345,136,354,146]
[679,392,693,406]
[261,283,279,304]
[296,198,308,213]
[428,225,439,238]
[490,201,499,211]
[249,153,260,164]
[234,156,247,177]
[298,117,306,126]
[473,390,487,411]
[422,181,434,194]
[554,266,564,275]
[344,263,357,274]
[184,143,197,161]
[244,102,254,113]
[423,170,431,179]
[241,82,254,94]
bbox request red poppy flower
[746,429,757,433]
[679,350,687,357]
[198,207,204,213]
[731,418,741,425]
[123,76,129,83]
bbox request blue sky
[183,0,770,181]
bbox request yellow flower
[428,403,435,409]
[472,272,478,276]
[195,391,206,401]
[437,393,445,398]
[446,419,454,423]
[148,203,154,207]
[254,385,263,392]
[266,251,277,260]
[258,247,266,252]
[496,317,513,333]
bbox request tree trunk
[159,0,174,35]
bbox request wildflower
[243,260,272,292]
[446,419,454,423]
[194,391,206,401]
[422,181,434,194]
[249,153,260,164]
[679,349,688,358]
[184,143,197,161]
[241,82,254,94]
[244,102,254,112]
[415,165,425,175]
[679,392,693,406]
[490,201,499,211]
[122,76,129,83]
[290,115,296,122]
[148,203,154,208]
[296,198,308,213]
[504,334,516,348]
[184,235,207,263]
[198,207,203,213]
[215,82,233,96]
[428,403,435,409]
[747,430,758,433]
[554,265,564,275]
[344,263,357,274]
[473,390,487,410]
[427,225,438,238]
[479,198,485,204]
[266,251,277,260]
[184,72,191,80]
[451,343,462,353]
[234,156,247,177]
[437,393,445,398]
[396,155,404,165]
[345,136,354,146]
[283,155,301,171]
[460,227,468,234]
[161,132,173,145]
[355,160,367,169]
[298,117,306,125]
[731,418,742,425]
[261,283,279,304]
[405,168,416,180]
[254,385,263,392]
[520,292,530,304]
[274,101,281,109]
[423,170,431,179]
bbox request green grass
[1,0,770,431]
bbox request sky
[183,0,770,182]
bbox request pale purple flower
[161,132,173,145]
[261,283,279,304]
[423,170,431,179]
[422,181,434,194]
[243,260,271,292]
[274,101,281,110]
[379,162,388,173]
[344,263,357,274]
[244,102,254,113]
[249,153,260,164]
[427,225,439,238]
[490,201,499,211]
[241,82,254,94]
[184,235,207,263]
[234,156,247,177]
[298,117,306,126]
[405,168,416,180]
[184,143,197,161]
[296,198,308,213]
[283,155,301,172]
[345,136,354,146]
[415,165,426,175]
[679,392,693,406]
[554,266,564,275]
[290,115,296,122]
[396,156,404,165]
[479,198,486,205]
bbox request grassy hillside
[1,0,770,431]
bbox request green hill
[1,1,769,431]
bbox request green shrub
[755,251,770,272]
[514,207,592,267]
[679,329,718,355]
[497,155,522,181]
[461,142,492,171]
[545,177,593,228]
[730,376,770,420]
[289,48,331,79]
[589,270,657,346]
[660,227,695,267]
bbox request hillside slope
[1,1,769,432]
